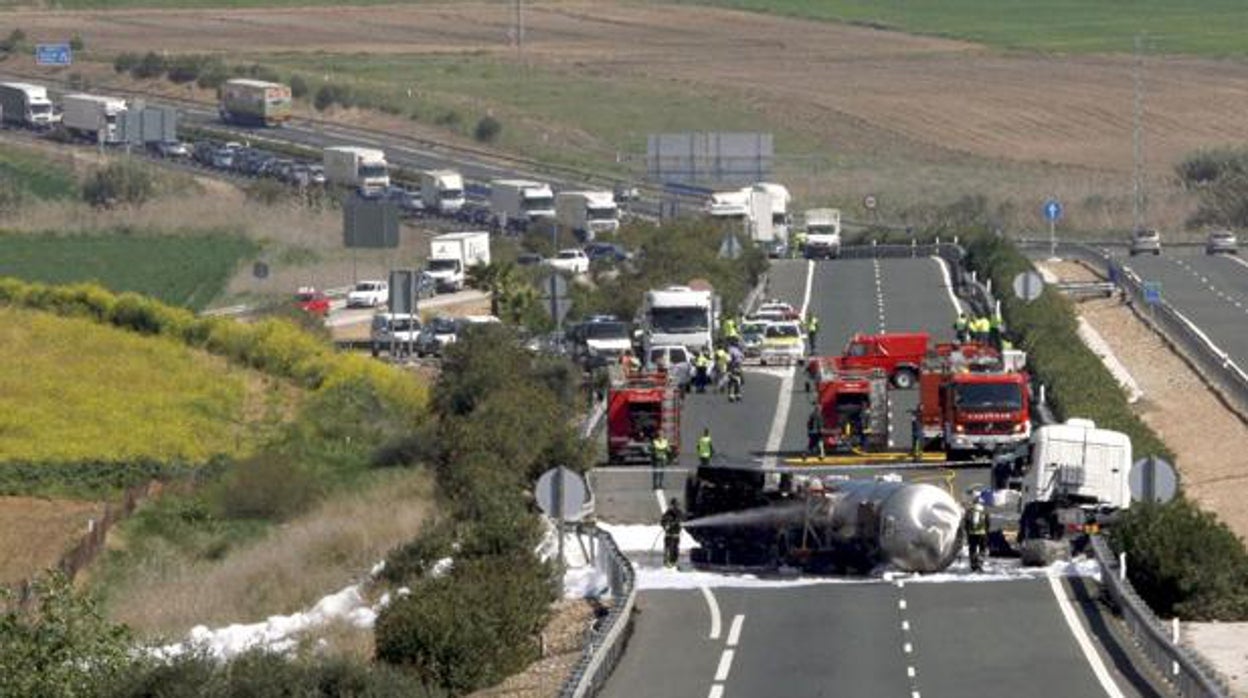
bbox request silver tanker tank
[685,476,964,574]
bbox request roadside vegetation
[1176,148,1248,229]
[0,142,78,203]
[687,0,1248,55]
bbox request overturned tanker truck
[684,465,964,574]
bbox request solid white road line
[1224,254,1248,272]
[931,256,964,316]
[701,586,722,640]
[726,614,745,647]
[1046,573,1126,698]
[654,489,667,514]
[707,685,724,698]
[800,259,816,317]
[714,650,736,682]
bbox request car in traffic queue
[738,318,771,359]
[547,248,591,275]
[1129,228,1162,256]
[370,313,422,357]
[1206,229,1239,255]
[150,140,190,159]
[755,300,801,321]
[516,252,545,267]
[758,320,806,366]
[346,280,389,308]
[295,286,330,317]
[414,316,459,358]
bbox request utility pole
[514,0,525,65]
[1132,33,1147,233]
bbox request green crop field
[0,307,250,464]
[0,233,256,311]
[0,144,78,200]
[262,53,814,172]
[683,0,1248,56]
[0,0,400,7]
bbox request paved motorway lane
[1112,251,1248,371]
[600,258,1144,698]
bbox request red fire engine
[606,370,681,464]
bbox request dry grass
[0,496,105,587]
[105,467,436,639]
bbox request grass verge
[680,0,1248,56]
[0,232,257,310]
[0,141,78,200]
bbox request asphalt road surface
[597,257,1149,698]
[1111,249,1248,372]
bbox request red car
[295,286,330,317]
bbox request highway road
[1109,249,1248,372]
[596,257,1152,698]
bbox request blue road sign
[1043,199,1063,222]
[35,43,72,67]
[1143,281,1162,306]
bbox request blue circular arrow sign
[1043,199,1063,222]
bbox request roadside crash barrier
[1089,536,1232,698]
[558,528,637,698]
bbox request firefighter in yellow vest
[696,428,714,467]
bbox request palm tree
[466,261,518,317]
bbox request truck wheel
[892,368,917,390]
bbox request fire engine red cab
[834,332,931,389]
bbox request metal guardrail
[1026,241,1248,422]
[558,528,637,698]
[1089,537,1232,697]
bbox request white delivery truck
[803,208,842,259]
[425,231,491,293]
[556,190,619,241]
[490,179,555,231]
[752,182,791,239]
[0,82,56,129]
[419,169,466,215]
[639,285,718,355]
[62,93,127,144]
[323,146,390,195]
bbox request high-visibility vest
[653,437,670,460]
[697,435,713,459]
[990,314,1003,330]
[695,353,711,368]
[967,507,988,535]
[954,316,968,331]
[807,316,819,333]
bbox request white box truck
[62,93,127,144]
[425,231,491,293]
[323,146,390,195]
[0,82,56,128]
[490,179,555,230]
[419,169,466,215]
[803,208,842,259]
[753,182,791,238]
[556,190,619,241]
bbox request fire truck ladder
[865,369,890,450]
[660,384,681,456]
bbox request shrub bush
[289,74,309,99]
[473,115,502,143]
[211,453,321,522]
[165,55,204,84]
[82,161,155,209]
[69,34,84,52]
[1111,498,1248,620]
[131,51,167,80]
[0,29,26,55]
[196,64,229,90]
[374,554,555,694]
[113,52,140,74]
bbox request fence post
[1120,551,1127,582]
[1172,618,1180,677]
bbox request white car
[547,249,590,275]
[1129,228,1161,256]
[1206,229,1239,255]
[759,321,806,365]
[755,300,801,321]
[347,280,389,308]
[370,313,421,357]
